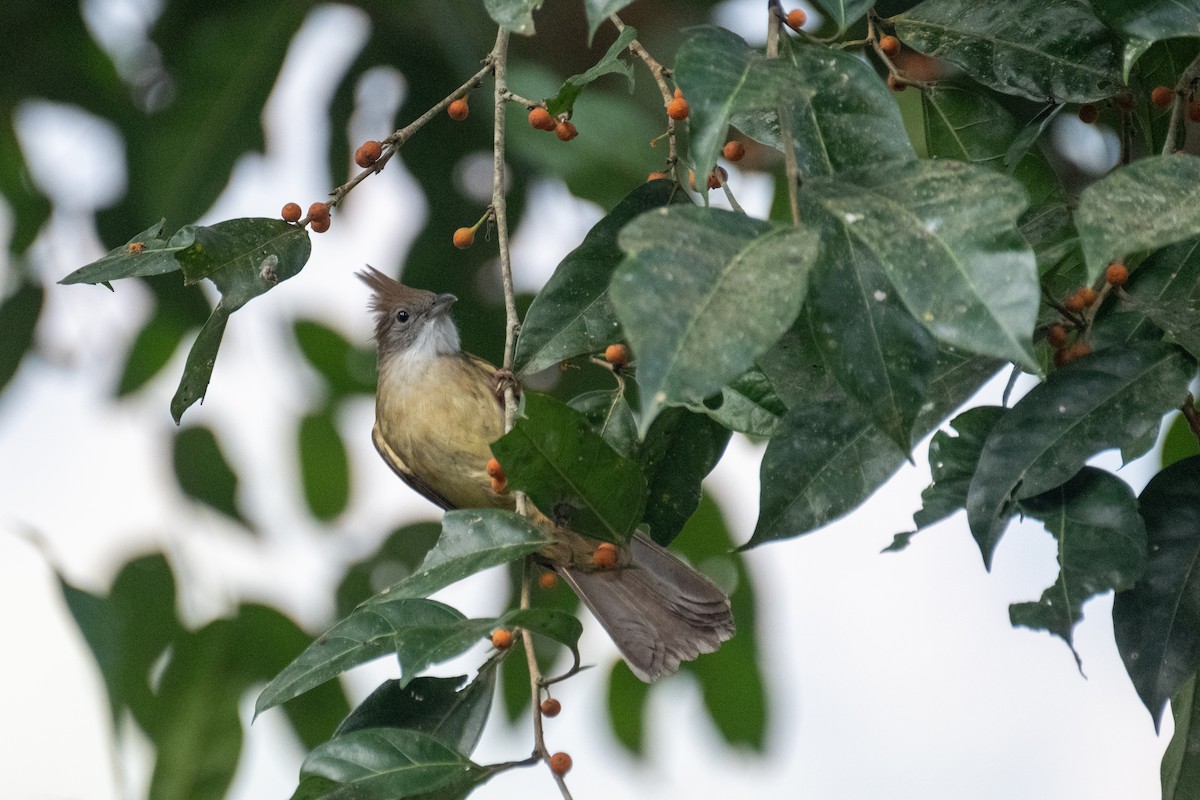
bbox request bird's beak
[431,293,458,317]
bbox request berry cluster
[1046,262,1128,367]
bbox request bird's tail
[558,533,735,682]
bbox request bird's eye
[395,309,410,323]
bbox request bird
[357,266,734,681]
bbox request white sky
[0,2,1168,799]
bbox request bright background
[0,1,1169,798]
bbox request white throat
[386,315,461,375]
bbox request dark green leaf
[1162,672,1200,800]
[0,280,42,395]
[799,160,1039,369]
[299,408,351,521]
[893,0,1123,102]
[515,180,686,376]
[59,220,179,285]
[606,661,650,754]
[492,393,647,542]
[685,365,788,437]
[116,309,189,396]
[1092,237,1200,351]
[674,27,914,184]
[811,0,874,31]
[1011,468,1146,655]
[967,343,1195,568]
[483,0,543,34]
[362,510,550,605]
[638,409,731,545]
[1164,412,1200,468]
[337,523,444,620]
[584,0,637,41]
[294,319,377,396]
[335,663,497,756]
[173,426,245,525]
[911,405,1006,532]
[612,207,817,433]
[1077,156,1200,284]
[545,26,636,117]
[1092,0,1200,45]
[255,599,464,716]
[568,390,639,460]
[1114,456,1200,727]
[299,729,488,800]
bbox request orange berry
[448,98,469,120]
[1064,290,1087,313]
[281,202,302,223]
[485,457,505,479]
[540,698,562,717]
[592,542,619,569]
[308,202,330,221]
[604,343,629,367]
[646,171,669,182]
[548,752,573,776]
[722,140,745,162]
[453,226,475,249]
[1078,104,1099,124]
[1189,101,1200,123]
[355,140,382,168]
[707,166,728,189]
[1106,262,1129,287]
[126,241,145,254]
[1065,342,1092,363]
[879,35,901,58]
[491,629,513,649]
[1152,85,1173,108]
[490,475,508,495]
[673,87,683,99]
[887,73,906,92]
[1046,324,1068,348]
[666,96,689,120]
[1079,287,1098,307]
[528,107,555,131]
[538,571,558,590]
[785,9,807,30]
[555,120,578,141]
[309,216,330,233]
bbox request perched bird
[358,267,734,681]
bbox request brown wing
[372,423,457,510]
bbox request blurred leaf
[294,319,377,396]
[515,180,686,376]
[172,426,246,526]
[568,390,639,460]
[1091,0,1200,45]
[492,393,647,542]
[584,0,637,40]
[799,160,1039,369]
[363,509,550,604]
[335,663,497,757]
[1114,455,1200,728]
[499,636,531,723]
[612,207,817,433]
[674,27,914,185]
[638,408,731,545]
[811,0,874,31]
[299,729,489,800]
[484,0,543,34]
[1164,413,1200,468]
[685,365,787,437]
[255,599,465,716]
[1011,468,1146,657]
[0,280,42,395]
[337,522,443,619]
[545,25,635,117]
[299,408,351,521]
[606,660,650,754]
[116,309,190,396]
[967,343,1194,569]
[1077,156,1200,284]
[893,0,1122,102]
[1162,672,1200,800]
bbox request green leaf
[255,598,465,716]
[335,664,497,757]
[492,392,647,542]
[967,343,1195,568]
[892,0,1123,102]
[1164,412,1200,468]
[612,207,817,433]
[173,426,245,525]
[294,319,377,396]
[800,160,1039,369]
[515,180,686,376]
[483,0,543,34]
[59,220,180,285]
[684,365,788,437]
[1114,456,1200,727]
[568,390,639,460]
[637,408,731,545]
[299,409,350,521]
[336,523,443,620]
[749,346,1000,546]
[363,509,551,605]
[1092,0,1200,45]
[606,661,650,754]
[1162,672,1200,800]
[811,0,874,31]
[0,280,42,395]
[911,405,1006,532]
[545,25,636,117]
[673,27,914,185]
[1092,237,1200,351]
[299,729,489,800]
[116,309,189,396]
[584,0,636,40]
[1010,468,1146,657]
[1077,156,1200,284]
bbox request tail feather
[558,533,735,682]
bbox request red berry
[448,98,469,120]
[785,9,807,30]
[1064,290,1087,313]
[1079,287,1098,308]
[281,202,302,223]
[1152,85,1173,108]
[1046,324,1068,348]
[528,107,555,131]
[538,571,558,590]
[604,343,629,367]
[453,227,475,249]
[355,140,382,168]
[722,140,745,162]
[491,629,513,649]
[555,120,578,141]
[308,201,330,222]
[880,35,901,58]
[1105,262,1129,287]
[309,216,330,233]
[707,166,728,190]
[592,542,619,569]
[549,752,573,776]
[666,96,689,120]
[540,698,562,717]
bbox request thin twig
[521,559,575,799]
[766,0,801,225]
[499,88,543,109]
[610,14,679,180]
